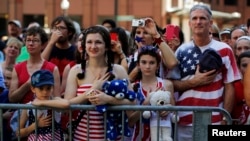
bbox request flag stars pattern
[177,46,202,78]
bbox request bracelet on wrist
[154,36,164,46]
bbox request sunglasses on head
[138,46,159,53]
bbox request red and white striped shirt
[73,84,105,141]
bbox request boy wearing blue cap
[17,70,69,141]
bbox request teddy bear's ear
[122,78,129,85]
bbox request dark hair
[110,27,129,56]
[25,26,48,45]
[237,50,250,66]
[77,26,114,79]
[135,46,161,80]
[179,29,185,45]
[102,19,116,29]
[247,18,250,28]
[230,26,248,38]
[51,16,76,41]
[75,32,83,64]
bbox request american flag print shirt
[169,39,241,126]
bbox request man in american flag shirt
[168,4,241,141]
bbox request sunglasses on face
[209,32,220,38]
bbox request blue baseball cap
[31,70,54,87]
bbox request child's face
[239,57,250,76]
[31,85,53,100]
[4,69,12,89]
[138,54,159,76]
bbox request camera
[132,19,145,27]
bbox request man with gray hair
[168,4,241,141]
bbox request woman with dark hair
[128,46,175,140]
[110,27,129,71]
[64,25,135,140]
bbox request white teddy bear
[143,90,178,141]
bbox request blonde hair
[6,37,23,50]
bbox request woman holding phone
[128,17,178,82]
[109,27,129,72]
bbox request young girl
[18,70,69,140]
[128,46,175,141]
[64,25,135,140]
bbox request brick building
[0,0,248,41]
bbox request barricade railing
[0,104,232,141]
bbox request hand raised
[50,30,63,44]
[143,17,159,37]
[111,40,123,54]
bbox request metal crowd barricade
[0,104,232,141]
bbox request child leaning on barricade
[0,67,13,141]
[17,70,69,141]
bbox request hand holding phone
[110,33,118,41]
[164,24,180,42]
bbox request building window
[23,15,44,28]
[224,0,237,5]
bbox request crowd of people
[0,4,250,141]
